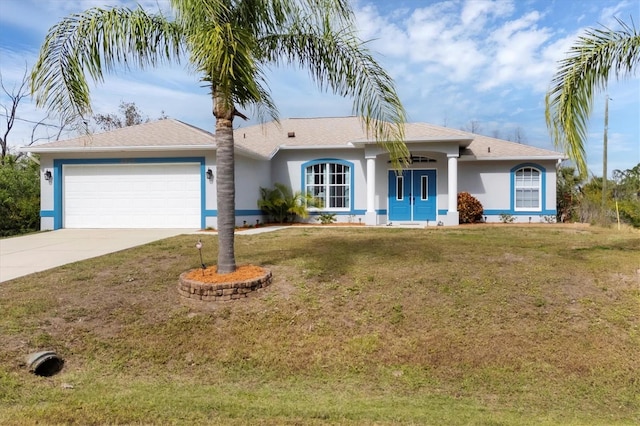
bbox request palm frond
[258,2,409,168]
[545,17,640,177]
[31,7,184,127]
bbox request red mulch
[184,265,267,284]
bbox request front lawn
[0,225,638,425]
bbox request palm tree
[545,17,639,178]
[31,0,409,274]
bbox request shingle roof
[25,119,216,150]
[234,116,562,160]
[459,133,563,160]
[233,116,371,158]
[25,116,563,160]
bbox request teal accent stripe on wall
[205,210,265,217]
[483,209,557,215]
[308,210,366,216]
[236,210,264,215]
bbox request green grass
[1,225,639,425]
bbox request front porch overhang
[361,139,466,226]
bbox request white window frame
[514,167,541,211]
[305,161,351,211]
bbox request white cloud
[0,0,172,38]
[598,0,634,26]
[356,4,410,58]
[460,0,514,29]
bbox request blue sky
[0,0,638,176]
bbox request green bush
[499,213,516,223]
[617,200,640,227]
[457,192,484,224]
[0,156,40,236]
[316,213,336,224]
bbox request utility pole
[602,95,610,212]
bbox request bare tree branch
[0,66,30,163]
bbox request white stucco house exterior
[23,116,564,230]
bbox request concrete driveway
[0,229,196,283]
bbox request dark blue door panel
[388,170,411,220]
[388,170,436,221]
[413,170,436,220]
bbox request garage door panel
[63,163,201,229]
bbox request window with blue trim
[305,162,350,209]
[514,167,541,210]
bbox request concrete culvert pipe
[26,351,64,377]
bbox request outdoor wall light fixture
[206,168,214,180]
[44,170,52,182]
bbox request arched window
[303,160,351,210]
[514,166,541,210]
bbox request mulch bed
[183,265,267,284]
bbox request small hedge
[458,192,484,224]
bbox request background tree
[31,0,408,274]
[0,154,40,236]
[1,68,71,163]
[1,68,73,236]
[509,126,526,144]
[556,162,640,227]
[545,17,639,177]
[612,163,640,227]
[556,165,585,223]
[461,120,482,134]
[93,101,153,131]
[0,69,29,164]
[578,175,614,224]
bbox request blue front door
[388,170,437,221]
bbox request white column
[447,155,458,212]
[444,154,460,226]
[365,157,377,225]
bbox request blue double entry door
[388,169,437,221]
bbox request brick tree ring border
[177,268,273,302]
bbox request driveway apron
[0,229,194,282]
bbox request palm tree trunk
[214,95,236,274]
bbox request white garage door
[63,163,201,228]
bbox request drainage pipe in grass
[26,351,64,376]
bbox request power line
[0,112,66,128]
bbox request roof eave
[20,145,217,154]
[277,144,356,150]
[352,136,474,148]
[459,155,566,161]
